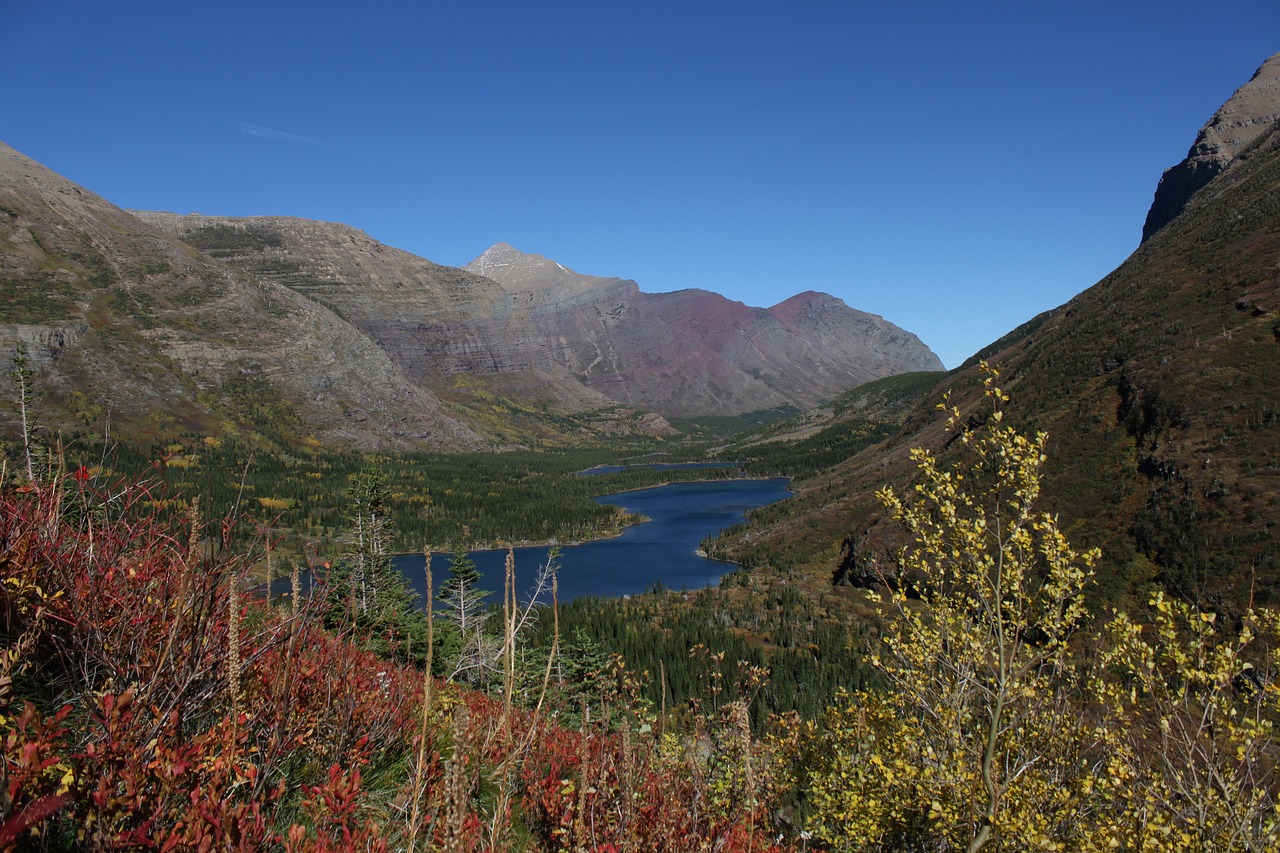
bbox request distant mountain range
[721,53,1280,612]
[0,145,940,449]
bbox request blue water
[393,477,791,606]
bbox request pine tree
[348,463,413,621]
[438,543,494,685]
[439,545,481,603]
[324,462,418,655]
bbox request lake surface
[392,477,791,606]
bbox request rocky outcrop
[467,242,626,297]
[1142,53,1280,242]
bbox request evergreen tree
[439,545,481,602]
[324,462,420,658]
[347,463,413,622]
[437,543,495,685]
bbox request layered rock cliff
[2,139,944,447]
[128,214,618,416]
[465,244,944,417]
[123,218,944,421]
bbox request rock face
[120,218,944,421]
[465,245,944,417]
[1142,52,1280,242]
[127,215,617,416]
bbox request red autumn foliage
[1,470,799,851]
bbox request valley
[4,47,1280,853]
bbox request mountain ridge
[1,143,941,447]
[461,241,944,417]
[0,141,487,451]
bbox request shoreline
[392,474,793,559]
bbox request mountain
[464,243,943,417]
[1142,53,1280,241]
[0,142,485,451]
[0,143,939,449]
[723,53,1280,612]
[126,215,625,416]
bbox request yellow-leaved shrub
[807,363,1280,852]
[1090,595,1280,850]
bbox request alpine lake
[392,470,793,605]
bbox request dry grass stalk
[442,703,472,853]
[733,699,756,851]
[620,724,636,839]
[407,549,435,853]
[186,496,201,559]
[502,547,516,738]
[227,568,242,721]
[488,547,520,850]
[574,708,591,851]
[424,549,435,710]
[533,570,559,719]
[660,658,667,737]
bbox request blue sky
[5,1,1279,368]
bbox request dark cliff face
[1141,159,1225,244]
[1142,53,1280,242]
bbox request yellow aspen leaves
[809,365,1098,851]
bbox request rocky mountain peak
[465,242,615,294]
[465,241,523,276]
[1142,52,1280,242]
[768,291,847,325]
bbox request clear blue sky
[6,1,1279,368]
